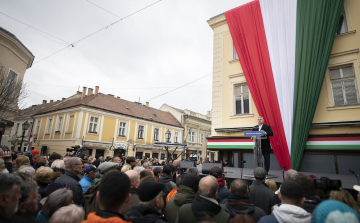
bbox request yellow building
[31,87,183,161]
[207,0,360,174]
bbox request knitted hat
[46,183,67,197]
[84,165,99,174]
[23,151,33,159]
[98,162,119,174]
[49,152,62,161]
[138,181,165,202]
[30,149,40,157]
[311,200,360,223]
[280,180,304,199]
[183,173,200,193]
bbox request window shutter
[343,79,358,105]
[332,81,344,106]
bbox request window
[55,117,63,132]
[235,84,250,115]
[152,153,158,159]
[14,123,20,135]
[234,45,239,60]
[27,122,33,136]
[337,10,348,35]
[161,154,165,160]
[174,132,179,143]
[119,122,126,136]
[200,133,204,144]
[46,118,53,134]
[330,65,359,106]
[4,70,17,95]
[35,120,40,135]
[154,128,160,141]
[145,153,150,158]
[138,125,144,139]
[188,131,195,143]
[88,116,99,133]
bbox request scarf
[216,178,225,188]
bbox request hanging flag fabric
[225,0,344,170]
[26,135,33,152]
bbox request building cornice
[207,14,226,30]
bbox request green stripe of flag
[306,145,360,149]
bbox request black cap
[183,174,200,193]
[49,152,62,160]
[138,181,165,202]
[280,180,304,199]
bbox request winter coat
[79,175,93,193]
[302,196,322,214]
[159,173,176,213]
[125,205,167,223]
[249,180,278,215]
[83,210,130,223]
[177,195,230,223]
[166,185,196,223]
[220,194,266,221]
[258,204,311,223]
[121,188,140,215]
[37,181,50,199]
[33,163,44,171]
[54,170,84,206]
[84,178,101,217]
[216,178,230,203]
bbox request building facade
[31,87,183,161]
[0,26,34,146]
[207,0,360,174]
[159,104,212,162]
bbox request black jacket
[252,124,273,153]
[249,180,278,215]
[159,173,176,214]
[37,181,50,199]
[220,195,266,221]
[302,196,322,213]
[125,205,167,223]
[33,164,44,171]
[54,170,85,206]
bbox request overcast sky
[1,0,251,115]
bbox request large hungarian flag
[225,0,344,170]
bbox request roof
[17,101,60,117]
[35,93,182,128]
[0,26,34,57]
[165,104,184,113]
[208,13,225,20]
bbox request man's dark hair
[163,164,175,175]
[19,182,38,204]
[295,173,316,197]
[230,179,248,197]
[176,174,186,187]
[126,156,136,164]
[209,166,222,178]
[140,169,153,180]
[99,171,130,211]
[81,160,89,164]
[140,175,157,183]
[153,167,162,176]
[112,156,120,162]
[0,173,22,194]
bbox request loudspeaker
[180,161,194,169]
[202,162,222,174]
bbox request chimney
[50,100,54,103]
[42,100,47,104]
[77,91,81,95]
[146,102,149,107]
[82,86,87,100]
[95,86,99,95]
[88,88,94,95]
[62,98,66,100]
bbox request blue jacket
[79,175,93,193]
[217,186,230,203]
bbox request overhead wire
[85,0,121,18]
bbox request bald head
[199,175,219,199]
[173,160,180,168]
[230,179,248,197]
[125,170,140,188]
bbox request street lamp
[19,121,30,152]
[165,130,171,143]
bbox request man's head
[279,180,305,207]
[36,156,47,166]
[0,174,22,217]
[164,158,167,162]
[83,165,99,180]
[16,156,30,167]
[143,162,152,170]
[258,116,264,125]
[66,157,83,175]
[112,156,121,164]
[138,181,165,211]
[99,156,104,162]
[97,171,131,213]
[173,160,181,168]
[209,166,223,179]
[183,174,200,193]
[187,167,199,176]
[125,170,140,189]
[49,152,63,163]
[155,159,159,163]
[285,169,298,181]
[17,182,39,215]
[126,156,136,167]
[163,164,175,176]
[153,167,162,177]
[98,162,119,177]
[294,173,316,197]
[230,179,249,197]
[198,175,219,199]
[254,167,267,181]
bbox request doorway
[136,152,143,159]
[95,149,105,159]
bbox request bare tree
[0,65,28,120]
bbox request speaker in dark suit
[252,116,273,172]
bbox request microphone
[282,165,286,171]
[349,169,355,174]
[241,161,246,163]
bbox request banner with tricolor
[26,135,33,152]
[225,0,345,170]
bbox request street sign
[244,131,264,136]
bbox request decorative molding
[335,30,356,38]
[229,73,244,78]
[230,114,255,119]
[207,14,226,29]
[330,48,359,58]
[327,105,360,111]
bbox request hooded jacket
[83,210,131,223]
[125,205,167,223]
[249,180,278,215]
[177,195,230,223]
[220,194,266,221]
[84,178,101,217]
[121,188,140,215]
[258,204,311,223]
[54,170,84,206]
[166,185,196,223]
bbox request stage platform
[196,165,359,190]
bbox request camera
[314,177,342,194]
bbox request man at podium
[252,116,273,172]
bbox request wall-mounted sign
[114,143,129,149]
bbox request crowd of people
[1,147,360,223]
